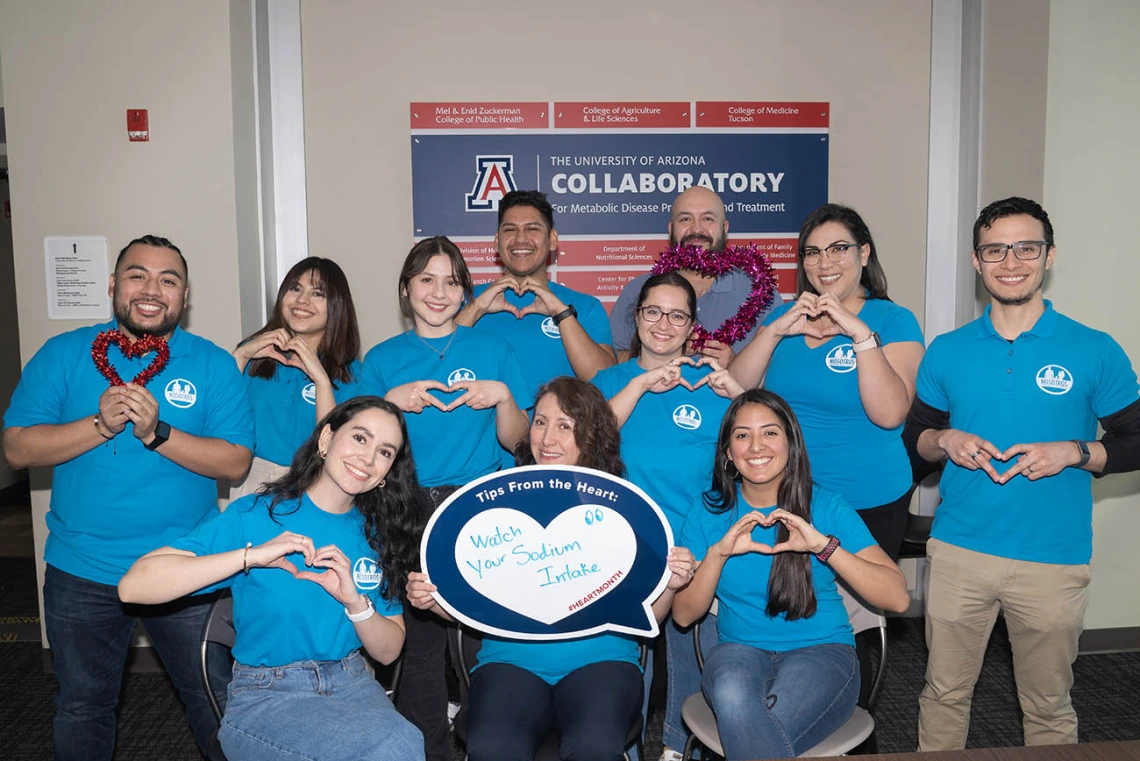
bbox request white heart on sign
[455,504,636,626]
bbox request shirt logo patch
[540,317,561,338]
[448,368,476,385]
[353,557,383,590]
[673,404,702,430]
[1036,365,1074,395]
[825,344,857,373]
[164,379,197,408]
[301,383,317,405]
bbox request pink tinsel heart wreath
[651,243,778,351]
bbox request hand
[386,380,451,414]
[245,531,317,576]
[471,276,524,319]
[294,544,362,607]
[997,440,1082,483]
[445,380,510,411]
[234,328,293,365]
[711,511,772,559]
[812,293,871,342]
[665,547,696,590]
[755,508,830,554]
[697,339,735,368]
[97,386,130,436]
[936,429,1005,482]
[122,384,161,442]
[515,277,567,319]
[770,293,835,340]
[406,571,441,611]
[638,357,697,394]
[689,357,745,399]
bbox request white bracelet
[345,596,376,622]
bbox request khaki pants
[917,538,1090,750]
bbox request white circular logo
[825,344,857,374]
[540,317,561,339]
[1036,365,1073,395]
[673,404,702,430]
[447,368,477,386]
[301,382,317,405]
[353,557,383,590]
[164,379,197,408]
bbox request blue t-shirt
[3,321,254,585]
[916,301,1138,564]
[762,298,924,509]
[359,327,529,487]
[610,269,784,353]
[245,359,363,466]
[592,360,732,535]
[472,280,613,405]
[475,632,640,685]
[680,485,875,651]
[171,493,402,666]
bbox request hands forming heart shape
[477,275,563,320]
[640,356,745,400]
[775,292,867,342]
[390,378,510,414]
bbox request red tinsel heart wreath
[91,330,171,387]
[651,243,778,351]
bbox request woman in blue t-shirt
[729,205,925,557]
[119,396,426,761]
[406,376,694,761]
[231,257,363,497]
[674,389,909,761]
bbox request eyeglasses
[637,306,693,327]
[974,240,1048,263]
[800,243,859,266]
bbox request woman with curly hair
[407,377,695,761]
[119,396,425,761]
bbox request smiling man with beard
[610,185,784,365]
[3,234,254,761]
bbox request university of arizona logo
[301,383,317,405]
[164,379,197,408]
[825,345,857,373]
[353,557,383,590]
[1036,365,1074,395]
[465,156,517,211]
[673,404,702,430]
[540,317,561,338]
[448,368,477,385]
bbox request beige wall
[300,0,933,348]
[1043,0,1140,630]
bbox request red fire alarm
[127,109,149,142]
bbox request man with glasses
[610,186,784,364]
[905,197,1140,749]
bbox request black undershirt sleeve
[1096,397,1140,477]
[903,397,951,483]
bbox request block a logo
[673,404,702,430]
[1036,365,1074,395]
[466,156,517,211]
[825,345,857,373]
[353,557,383,590]
[301,383,317,405]
[448,368,477,385]
[541,317,561,338]
[164,379,198,408]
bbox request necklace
[414,330,457,360]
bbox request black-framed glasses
[800,242,858,266]
[637,306,692,327]
[974,240,1048,263]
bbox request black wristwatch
[1073,440,1090,468]
[552,305,578,327]
[145,420,171,451]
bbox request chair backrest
[200,592,235,724]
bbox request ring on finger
[970,450,980,459]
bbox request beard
[670,230,728,252]
[115,300,182,338]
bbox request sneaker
[659,749,684,761]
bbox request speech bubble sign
[421,465,673,640]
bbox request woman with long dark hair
[231,257,363,497]
[729,205,925,557]
[119,396,425,761]
[406,377,694,761]
[673,389,908,760]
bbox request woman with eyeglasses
[592,272,745,761]
[729,204,924,559]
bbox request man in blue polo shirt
[610,185,783,365]
[3,235,254,761]
[905,198,1140,750]
[456,190,616,405]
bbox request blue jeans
[702,642,859,761]
[662,614,718,753]
[43,564,226,761]
[467,661,642,761]
[220,651,425,761]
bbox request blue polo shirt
[3,321,254,585]
[592,360,732,535]
[762,298,924,509]
[472,280,612,405]
[171,493,402,667]
[916,302,1138,564]
[245,359,364,466]
[475,632,640,685]
[360,327,528,487]
[609,269,784,353]
[680,485,874,651]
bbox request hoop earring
[378,478,386,488]
[319,449,327,459]
[723,459,738,479]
